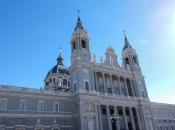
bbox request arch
[82,40,86,48]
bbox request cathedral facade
[0,14,175,130]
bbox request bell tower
[121,31,149,98]
[122,31,142,75]
[70,12,91,65]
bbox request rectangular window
[74,82,77,92]
[54,102,59,112]
[0,99,7,110]
[118,110,123,115]
[37,101,44,111]
[19,100,27,111]
[108,87,112,94]
[85,81,89,90]
[141,90,145,98]
[53,119,58,123]
[36,119,42,123]
[102,108,106,115]
[63,79,67,86]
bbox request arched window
[82,40,86,48]
[125,58,129,64]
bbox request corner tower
[70,12,91,64]
[122,32,142,75]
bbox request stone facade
[0,14,175,130]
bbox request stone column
[91,68,95,91]
[122,106,129,130]
[98,104,103,130]
[141,107,149,130]
[117,76,122,95]
[102,72,107,93]
[114,106,120,130]
[94,71,98,92]
[78,102,84,130]
[129,107,136,130]
[130,79,135,97]
[94,103,99,130]
[106,105,112,130]
[135,107,142,130]
[110,74,114,94]
[124,78,129,96]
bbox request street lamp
[111,114,119,122]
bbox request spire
[57,47,64,65]
[123,31,131,50]
[74,10,84,30]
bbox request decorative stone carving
[88,120,93,130]
[84,69,88,75]
[148,120,154,130]
[84,103,94,116]
[93,54,96,63]
[145,108,152,116]
[100,56,103,64]
[58,77,62,87]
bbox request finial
[124,30,126,37]
[77,10,80,18]
[59,47,62,56]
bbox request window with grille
[54,102,59,112]
[19,100,27,111]
[0,99,7,110]
[37,101,44,111]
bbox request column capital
[95,70,97,72]
[91,68,94,70]
[122,106,125,108]
[117,75,120,78]
[110,74,112,76]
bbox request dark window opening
[63,79,67,86]
[68,81,70,86]
[82,40,86,48]
[102,109,106,115]
[108,87,112,94]
[164,120,166,123]
[73,42,76,50]
[50,78,52,82]
[85,81,89,90]
[125,58,129,64]
[126,110,129,115]
[110,109,114,115]
[118,110,123,115]
[133,57,137,63]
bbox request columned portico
[114,106,120,130]
[102,72,107,93]
[110,74,114,95]
[117,76,122,95]
[94,70,98,91]
[122,106,129,130]
[130,79,135,97]
[129,107,136,130]
[106,105,112,130]
[98,104,103,130]
[124,78,129,96]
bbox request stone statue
[127,64,131,73]
[93,54,96,63]
[88,120,93,130]
[58,77,62,86]
[100,56,103,64]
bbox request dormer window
[82,40,86,48]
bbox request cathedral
[0,13,175,130]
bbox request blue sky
[0,0,175,104]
